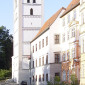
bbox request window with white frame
[46,36,48,46]
[63,18,65,26]
[55,54,60,63]
[39,41,41,49]
[42,39,44,48]
[36,59,37,67]
[36,44,37,51]
[67,51,70,60]
[46,55,48,64]
[73,10,76,20]
[81,64,85,78]
[81,13,85,24]
[42,57,44,65]
[81,38,85,53]
[68,14,70,23]
[72,49,75,58]
[33,61,34,68]
[63,53,65,61]
[39,58,41,66]
[46,74,48,81]
[27,0,30,3]
[67,31,69,40]
[55,35,60,44]
[63,70,66,81]
[71,28,75,37]
[62,34,65,42]
[33,46,34,53]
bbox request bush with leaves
[71,74,79,85]
[47,76,62,85]
[0,69,11,80]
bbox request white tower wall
[12,0,44,84]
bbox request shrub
[71,74,79,85]
[0,69,11,81]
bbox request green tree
[0,26,13,69]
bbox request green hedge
[0,69,11,80]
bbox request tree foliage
[0,26,13,69]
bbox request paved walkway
[0,81,19,85]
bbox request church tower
[12,0,44,84]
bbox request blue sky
[0,0,72,34]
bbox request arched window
[33,0,36,3]
[30,8,33,15]
[62,70,66,81]
[27,0,30,3]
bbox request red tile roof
[31,7,66,42]
[61,0,80,17]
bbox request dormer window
[30,8,33,15]
[33,0,36,3]
[27,0,30,3]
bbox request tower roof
[31,7,66,42]
[61,0,80,17]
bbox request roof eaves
[31,27,50,43]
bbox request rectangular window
[39,41,41,49]
[39,75,41,82]
[67,31,69,40]
[36,59,37,67]
[81,64,85,78]
[33,46,34,53]
[46,74,48,81]
[30,78,31,85]
[33,0,36,3]
[42,39,44,48]
[33,61,34,68]
[72,49,75,58]
[42,57,44,65]
[81,39,85,53]
[55,73,60,77]
[81,13,85,24]
[39,58,41,66]
[63,18,65,26]
[55,54,60,63]
[46,36,48,46]
[33,76,34,82]
[42,74,44,81]
[55,35,60,44]
[68,14,70,23]
[74,10,76,20]
[36,75,37,81]
[62,34,65,42]
[46,55,48,64]
[72,28,75,37]
[36,44,37,51]
[67,51,70,60]
[63,53,65,62]
[27,0,30,3]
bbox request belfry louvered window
[33,0,36,3]
[27,0,30,3]
[30,8,33,15]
